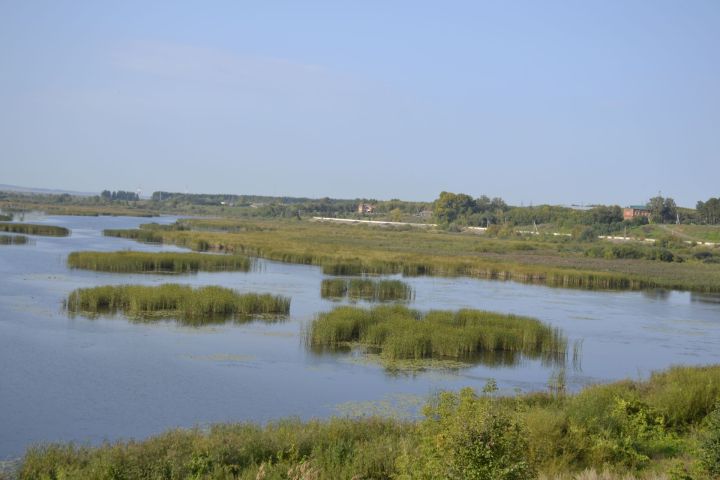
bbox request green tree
[433,192,477,225]
[697,198,720,224]
[646,195,678,223]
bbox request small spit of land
[13,365,720,479]
[102,218,720,292]
[67,251,253,274]
[0,235,28,245]
[320,278,414,302]
[308,305,567,367]
[65,284,290,324]
[0,222,69,237]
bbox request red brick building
[623,205,650,220]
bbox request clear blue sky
[1,1,718,207]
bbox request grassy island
[67,251,253,274]
[0,222,69,236]
[307,305,567,366]
[65,284,290,324]
[320,278,413,302]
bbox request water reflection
[691,292,720,305]
[641,289,671,301]
[67,310,289,327]
[307,342,567,370]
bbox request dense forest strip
[67,251,253,274]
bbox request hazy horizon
[2,1,718,207]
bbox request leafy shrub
[700,402,720,477]
[585,244,679,262]
[399,388,535,480]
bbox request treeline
[697,197,720,225]
[432,191,632,230]
[100,190,139,201]
[149,191,430,218]
[433,192,720,229]
[2,188,718,225]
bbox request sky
[1,1,718,207]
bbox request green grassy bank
[102,219,720,292]
[12,364,720,479]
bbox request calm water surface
[1,214,720,458]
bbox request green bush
[398,388,534,480]
[700,402,720,477]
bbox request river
[1,214,719,459]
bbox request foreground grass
[15,364,720,479]
[65,284,290,324]
[0,235,28,245]
[0,222,69,236]
[103,219,720,292]
[67,251,253,274]
[308,305,566,366]
[320,278,414,302]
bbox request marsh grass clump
[0,222,69,236]
[308,305,566,365]
[321,278,414,302]
[65,284,290,324]
[67,251,253,274]
[103,228,165,243]
[0,234,28,245]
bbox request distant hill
[0,184,97,197]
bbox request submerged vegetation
[0,234,28,245]
[0,222,69,236]
[102,219,720,292]
[65,284,290,324]
[16,364,720,479]
[67,251,253,274]
[320,278,414,302]
[308,305,566,366]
